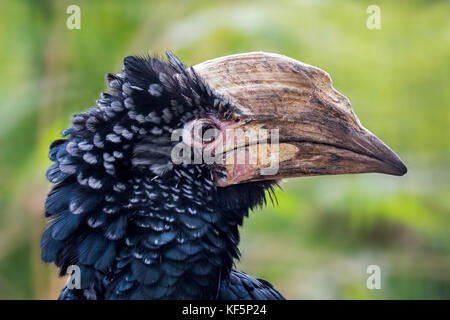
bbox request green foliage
[0,0,448,299]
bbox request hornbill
[42,52,407,300]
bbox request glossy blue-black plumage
[42,52,284,300]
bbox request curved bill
[192,52,407,186]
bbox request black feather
[42,52,282,300]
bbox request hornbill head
[48,51,407,212]
[43,51,407,299]
[187,52,407,186]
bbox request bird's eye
[190,121,220,146]
[201,124,219,143]
[183,118,222,148]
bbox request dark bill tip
[383,153,408,176]
[362,131,407,176]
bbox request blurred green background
[0,0,449,299]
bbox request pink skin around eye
[202,116,243,156]
[184,116,257,186]
[183,116,234,151]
